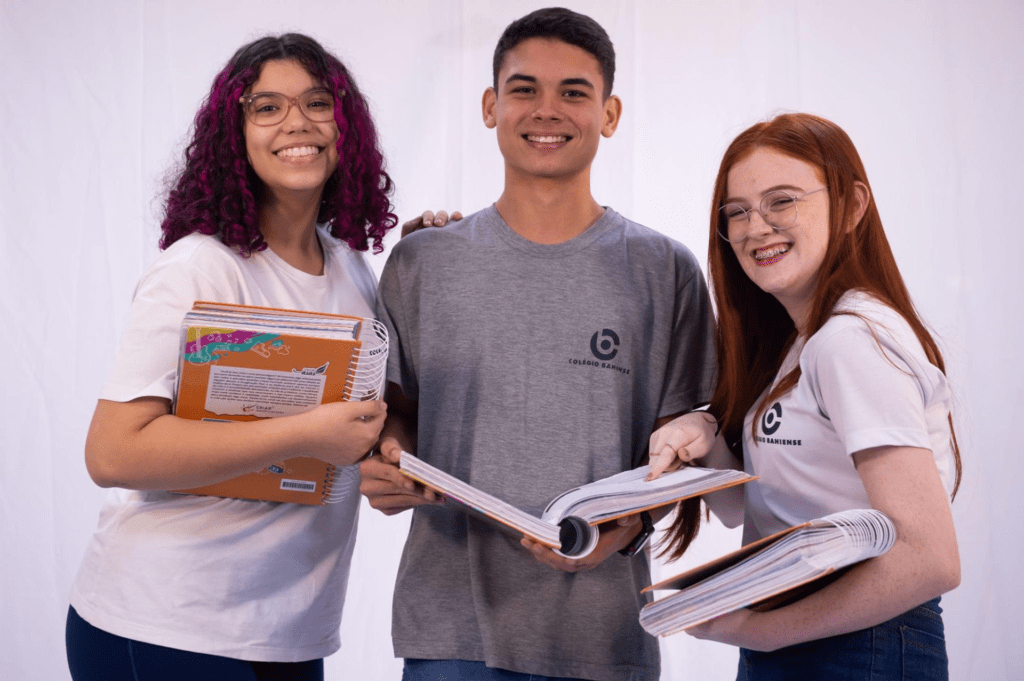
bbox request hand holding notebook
[295,399,387,465]
[171,301,388,505]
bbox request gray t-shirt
[377,206,714,681]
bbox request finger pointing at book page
[648,412,717,480]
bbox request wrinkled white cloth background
[1,1,1019,679]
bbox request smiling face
[243,59,340,200]
[482,37,620,185]
[725,147,831,329]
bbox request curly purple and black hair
[160,33,396,254]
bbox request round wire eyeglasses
[718,187,827,243]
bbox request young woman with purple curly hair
[66,34,397,680]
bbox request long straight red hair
[717,113,960,485]
[662,113,961,560]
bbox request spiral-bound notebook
[171,301,387,505]
[639,508,896,636]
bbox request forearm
[728,446,960,650]
[753,535,959,649]
[379,411,416,455]
[698,435,745,527]
[86,397,383,490]
[87,404,316,490]
[359,384,438,513]
[378,382,418,456]
[700,433,742,470]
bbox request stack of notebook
[172,301,387,505]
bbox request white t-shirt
[70,228,377,662]
[741,291,956,544]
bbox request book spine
[556,517,600,558]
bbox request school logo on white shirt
[761,402,783,434]
[756,401,803,446]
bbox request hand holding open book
[398,452,755,558]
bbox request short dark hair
[492,7,615,99]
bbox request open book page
[639,509,895,636]
[398,453,757,558]
[541,465,755,525]
[398,452,563,549]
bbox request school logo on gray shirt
[590,328,620,360]
[568,328,630,375]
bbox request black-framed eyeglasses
[718,187,827,243]
[239,88,336,127]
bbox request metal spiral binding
[342,318,388,402]
[321,463,338,504]
[328,318,388,504]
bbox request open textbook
[639,508,896,636]
[399,452,755,558]
[172,301,387,505]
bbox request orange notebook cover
[171,302,387,505]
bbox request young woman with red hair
[66,33,396,679]
[649,113,962,680]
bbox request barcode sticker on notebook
[280,479,317,493]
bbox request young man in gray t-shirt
[360,8,717,681]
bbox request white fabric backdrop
[1,1,1020,678]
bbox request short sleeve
[101,246,243,402]
[324,231,377,312]
[804,318,934,455]
[657,249,716,418]
[375,246,419,400]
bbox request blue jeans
[66,606,324,681]
[403,659,590,681]
[737,598,947,681]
